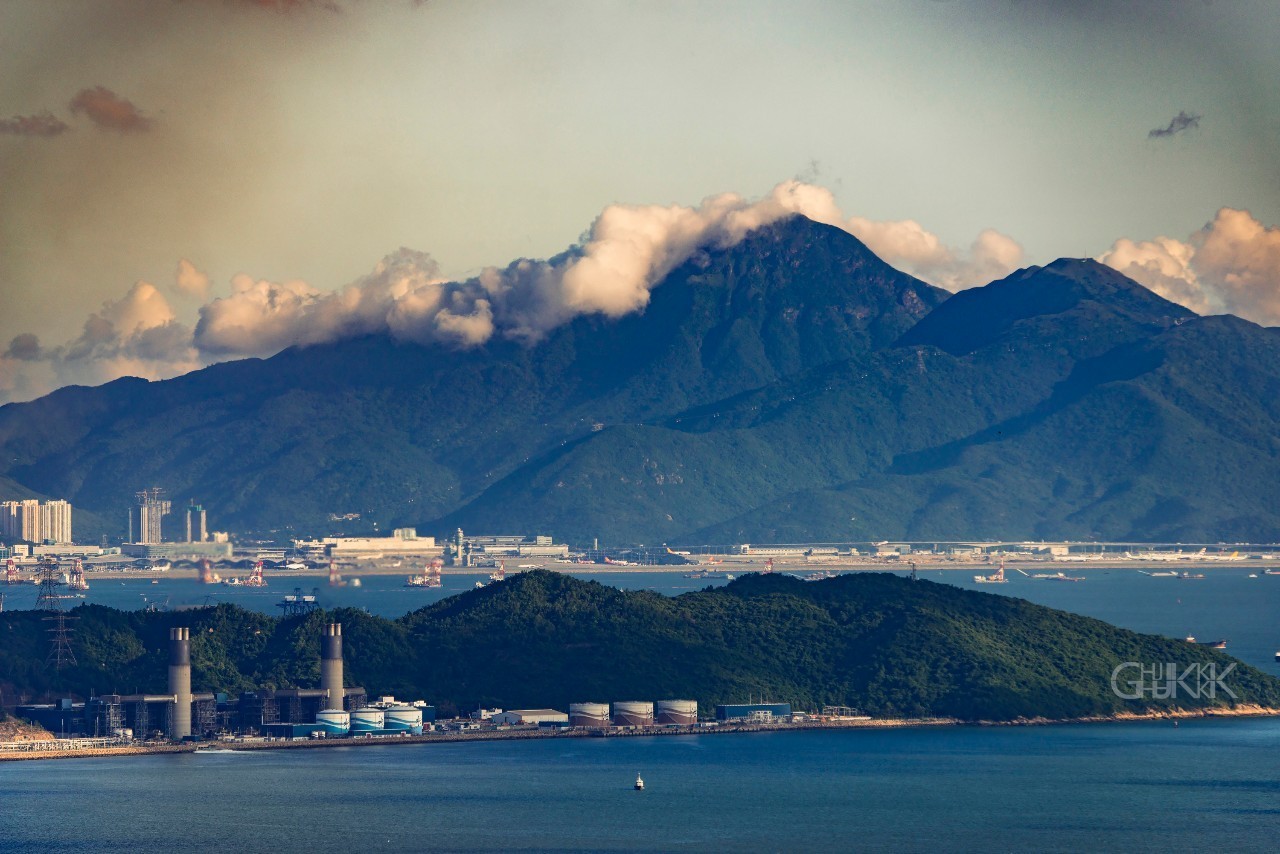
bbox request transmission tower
[35,557,65,610]
[45,612,77,670]
[35,557,77,669]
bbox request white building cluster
[0,499,72,544]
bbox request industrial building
[446,529,570,566]
[490,709,569,725]
[293,529,442,559]
[715,703,792,722]
[120,541,232,560]
[19,621,397,741]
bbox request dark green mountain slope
[3,571,1275,722]
[445,258,1280,543]
[691,289,1280,543]
[0,217,943,539]
[3,224,1280,544]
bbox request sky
[1,0,1278,404]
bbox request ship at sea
[406,558,444,589]
[67,559,90,592]
[974,560,1008,584]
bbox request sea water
[1,719,1278,852]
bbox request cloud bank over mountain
[4,182,1278,407]
[0,182,1026,402]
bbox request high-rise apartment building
[0,498,73,544]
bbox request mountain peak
[896,257,1194,356]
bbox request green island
[3,570,1277,723]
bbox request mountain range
[3,215,1279,545]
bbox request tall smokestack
[168,627,191,739]
[321,623,344,711]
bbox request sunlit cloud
[0,182,1030,403]
[1100,208,1280,325]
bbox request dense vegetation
[3,215,1280,543]
[4,571,1277,722]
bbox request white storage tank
[654,700,697,726]
[568,702,610,727]
[350,708,385,733]
[383,705,423,734]
[611,701,654,727]
[315,710,351,736]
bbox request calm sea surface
[4,566,1279,851]
[2,721,1278,852]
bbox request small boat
[1176,572,1206,580]
[634,773,644,791]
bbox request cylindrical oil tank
[654,700,698,726]
[611,701,654,727]
[315,710,350,736]
[568,702,610,727]
[383,706,423,733]
[350,708,385,733]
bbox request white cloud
[845,218,1024,290]
[1099,208,1280,324]
[1,181,1026,403]
[175,259,212,300]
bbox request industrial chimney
[321,623,344,711]
[168,627,192,739]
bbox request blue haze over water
[4,566,1280,850]
[2,721,1279,851]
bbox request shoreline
[67,557,1280,581]
[5,705,1278,763]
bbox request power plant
[14,621,446,741]
[12,616,722,744]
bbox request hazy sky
[1,0,1278,403]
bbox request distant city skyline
[2,0,1278,404]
